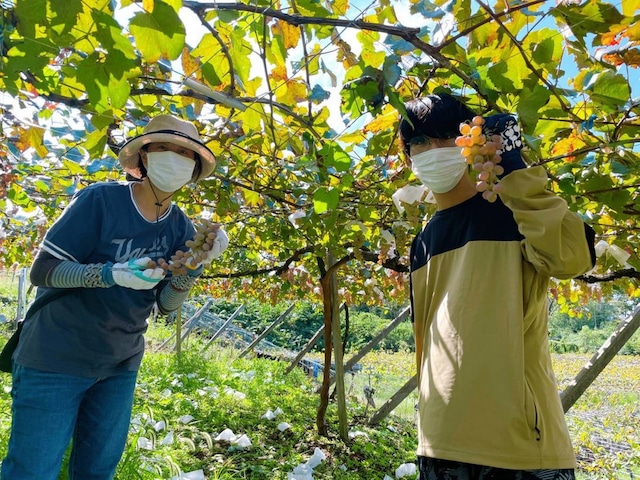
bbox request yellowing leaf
[62,159,85,175]
[273,20,301,50]
[339,131,367,144]
[181,47,200,76]
[192,34,221,61]
[550,135,587,160]
[602,53,626,67]
[332,34,358,68]
[623,22,640,41]
[237,103,264,132]
[307,44,321,75]
[621,0,639,17]
[333,0,349,15]
[362,49,386,68]
[19,127,48,158]
[271,65,288,82]
[363,106,397,134]
[600,214,615,226]
[275,79,308,104]
[181,95,205,115]
[286,80,308,103]
[129,3,186,62]
[622,48,640,67]
[601,25,626,45]
[243,77,263,97]
[570,289,579,303]
[243,188,263,207]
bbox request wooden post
[317,264,333,436]
[155,298,215,352]
[368,373,418,426]
[178,298,216,344]
[201,304,245,354]
[237,303,295,358]
[285,323,326,375]
[560,304,640,412]
[329,305,410,386]
[15,268,26,324]
[328,252,348,441]
[175,307,182,357]
[284,304,344,375]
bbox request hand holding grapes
[185,222,229,267]
[158,219,229,275]
[456,116,504,203]
[482,113,526,177]
[456,113,526,203]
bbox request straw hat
[118,115,216,181]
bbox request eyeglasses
[404,135,431,157]
[409,135,431,148]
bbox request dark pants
[418,457,576,480]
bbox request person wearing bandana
[1,115,229,480]
[399,93,596,480]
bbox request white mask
[146,151,196,192]
[411,146,468,193]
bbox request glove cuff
[102,262,116,287]
[184,263,204,278]
[483,113,526,179]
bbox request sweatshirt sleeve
[499,166,596,279]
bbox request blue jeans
[1,364,138,480]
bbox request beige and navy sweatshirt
[410,166,596,470]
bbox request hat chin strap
[149,180,174,209]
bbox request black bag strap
[1,288,72,373]
[20,288,72,323]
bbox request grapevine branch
[192,9,242,135]
[439,0,546,48]
[194,10,237,95]
[183,1,495,109]
[36,88,323,140]
[200,243,410,282]
[201,243,639,284]
[577,269,640,283]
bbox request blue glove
[103,257,165,290]
[483,113,526,178]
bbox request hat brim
[117,130,216,181]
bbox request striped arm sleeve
[48,261,113,288]
[156,274,198,314]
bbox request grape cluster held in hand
[456,116,504,203]
[150,219,223,275]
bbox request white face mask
[411,146,468,193]
[146,151,196,192]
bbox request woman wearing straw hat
[1,115,228,480]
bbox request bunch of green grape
[153,219,221,275]
[455,116,504,203]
